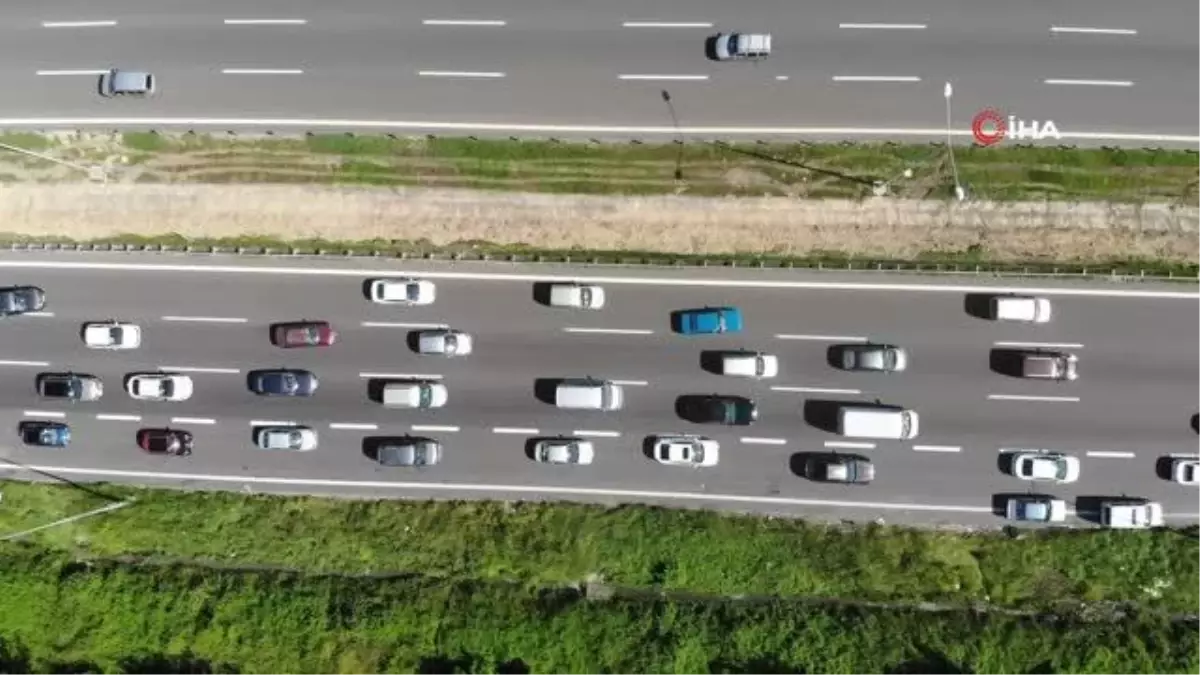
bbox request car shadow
[531,282,554,306]
[361,278,378,301]
[963,293,995,320]
[641,435,658,460]
[698,350,728,375]
[703,35,720,60]
[1073,495,1111,524]
[361,436,391,462]
[996,450,1016,475]
[675,394,711,423]
[802,399,842,433]
[1191,413,1199,434]
[405,331,423,353]
[825,345,850,370]
[533,378,564,405]
[988,349,1025,377]
[788,451,824,479]
[244,370,265,393]
[668,310,689,334]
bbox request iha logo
[971,109,1061,145]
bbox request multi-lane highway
[0,252,1195,527]
[0,0,1196,143]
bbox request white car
[255,426,318,451]
[719,351,779,379]
[416,328,473,356]
[1010,451,1080,484]
[1172,458,1199,485]
[82,320,142,350]
[650,434,719,467]
[1100,499,1164,529]
[547,283,606,309]
[990,295,1052,323]
[370,278,435,305]
[125,372,194,401]
[532,438,595,465]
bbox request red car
[271,321,338,348]
[137,428,193,456]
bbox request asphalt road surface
[0,252,1195,528]
[0,0,1195,143]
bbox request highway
[0,252,1195,528]
[0,0,1195,143]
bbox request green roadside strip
[0,548,1194,674]
[1,482,1196,615]
[2,131,1197,203]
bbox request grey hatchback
[376,439,443,467]
[99,69,155,97]
[831,343,909,373]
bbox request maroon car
[271,321,338,348]
[137,428,193,456]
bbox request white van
[555,379,624,411]
[382,382,448,409]
[990,295,1052,323]
[838,405,919,440]
[548,283,606,310]
[719,351,779,378]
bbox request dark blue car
[672,307,744,335]
[248,369,319,397]
[20,421,70,447]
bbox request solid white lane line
[622,21,714,28]
[411,424,460,433]
[573,429,621,438]
[361,321,444,329]
[418,70,505,78]
[161,315,248,323]
[619,74,709,81]
[1050,26,1137,36]
[0,360,50,367]
[775,334,867,342]
[159,366,240,374]
[833,75,922,83]
[5,465,1022,516]
[771,386,861,395]
[23,410,65,418]
[993,341,1084,349]
[741,437,787,445]
[36,70,107,76]
[1044,78,1133,87]
[329,422,378,430]
[222,69,304,75]
[1086,450,1136,458]
[223,19,308,25]
[171,417,216,425]
[96,414,141,422]
[423,19,506,26]
[913,445,961,453]
[493,427,538,434]
[563,327,655,335]
[41,21,117,28]
[359,372,442,380]
[825,441,876,449]
[250,420,292,427]
[839,22,926,30]
[611,380,649,386]
[988,394,1080,403]
[0,261,1191,299]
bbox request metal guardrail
[7,240,1197,282]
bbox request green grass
[0,547,1194,674]
[2,482,1195,615]
[65,132,1193,203]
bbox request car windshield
[287,431,303,448]
[295,327,319,343]
[160,380,173,397]
[579,288,592,306]
[418,386,432,407]
[444,334,458,353]
[406,284,420,301]
[280,373,297,390]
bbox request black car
[681,395,758,425]
[138,428,193,456]
[248,369,319,397]
[0,286,45,317]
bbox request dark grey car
[376,439,443,467]
[248,369,319,397]
[99,69,155,97]
[0,286,46,317]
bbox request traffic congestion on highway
[0,255,1194,528]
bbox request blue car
[672,307,744,335]
[20,421,70,447]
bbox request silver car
[100,69,155,97]
[416,329,473,356]
[376,439,442,467]
[532,438,595,465]
[256,426,318,451]
[833,343,908,373]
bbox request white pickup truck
[710,33,772,61]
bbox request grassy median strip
[0,548,1194,674]
[1,481,1195,615]
[0,131,1196,203]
